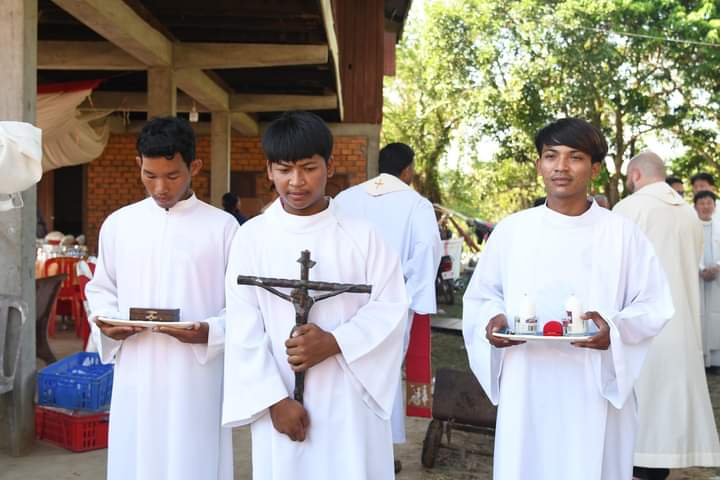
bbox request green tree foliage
[383,1,486,205]
[384,0,720,218]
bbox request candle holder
[515,315,537,334]
[565,311,587,335]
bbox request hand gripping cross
[236,250,372,404]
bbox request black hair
[665,176,683,186]
[222,192,238,211]
[261,111,333,163]
[691,172,716,187]
[136,116,196,167]
[532,196,546,207]
[534,118,608,164]
[694,190,717,204]
[379,143,414,177]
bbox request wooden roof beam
[81,91,337,114]
[231,93,337,112]
[50,0,172,67]
[38,41,146,70]
[51,0,256,133]
[38,41,329,71]
[231,113,259,136]
[318,0,344,121]
[174,69,229,112]
[174,43,328,69]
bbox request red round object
[543,320,564,336]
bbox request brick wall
[85,134,368,253]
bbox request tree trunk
[609,106,626,207]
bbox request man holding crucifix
[222,112,408,480]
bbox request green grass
[431,330,470,375]
[432,282,470,375]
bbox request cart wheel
[421,419,443,468]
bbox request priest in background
[614,151,720,480]
[86,117,238,480]
[694,190,720,368]
[334,142,441,472]
[463,117,673,480]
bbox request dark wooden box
[129,308,180,322]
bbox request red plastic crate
[35,405,109,452]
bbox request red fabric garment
[405,313,432,418]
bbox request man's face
[137,153,201,209]
[693,179,715,194]
[267,155,334,216]
[696,197,716,221]
[536,145,599,201]
[670,181,684,197]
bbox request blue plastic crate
[38,352,113,411]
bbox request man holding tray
[86,116,238,480]
[463,118,673,480]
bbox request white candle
[517,294,536,333]
[565,294,585,334]
[519,294,535,321]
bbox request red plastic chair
[76,261,95,349]
[43,257,83,337]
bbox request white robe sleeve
[191,220,238,365]
[462,224,508,405]
[222,232,289,428]
[85,215,124,363]
[596,227,674,408]
[330,228,408,419]
[405,199,442,315]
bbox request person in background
[666,176,685,197]
[532,196,546,207]
[593,194,609,208]
[695,190,720,369]
[334,142,441,473]
[615,152,720,480]
[222,192,247,225]
[37,206,48,239]
[692,173,716,195]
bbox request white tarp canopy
[37,80,110,172]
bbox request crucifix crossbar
[236,250,372,404]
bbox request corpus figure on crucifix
[236,250,372,404]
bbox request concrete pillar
[325,123,381,180]
[210,111,231,207]
[0,0,37,457]
[365,125,381,179]
[147,67,176,118]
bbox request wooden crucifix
[236,250,372,404]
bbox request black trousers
[633,466,670,480]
